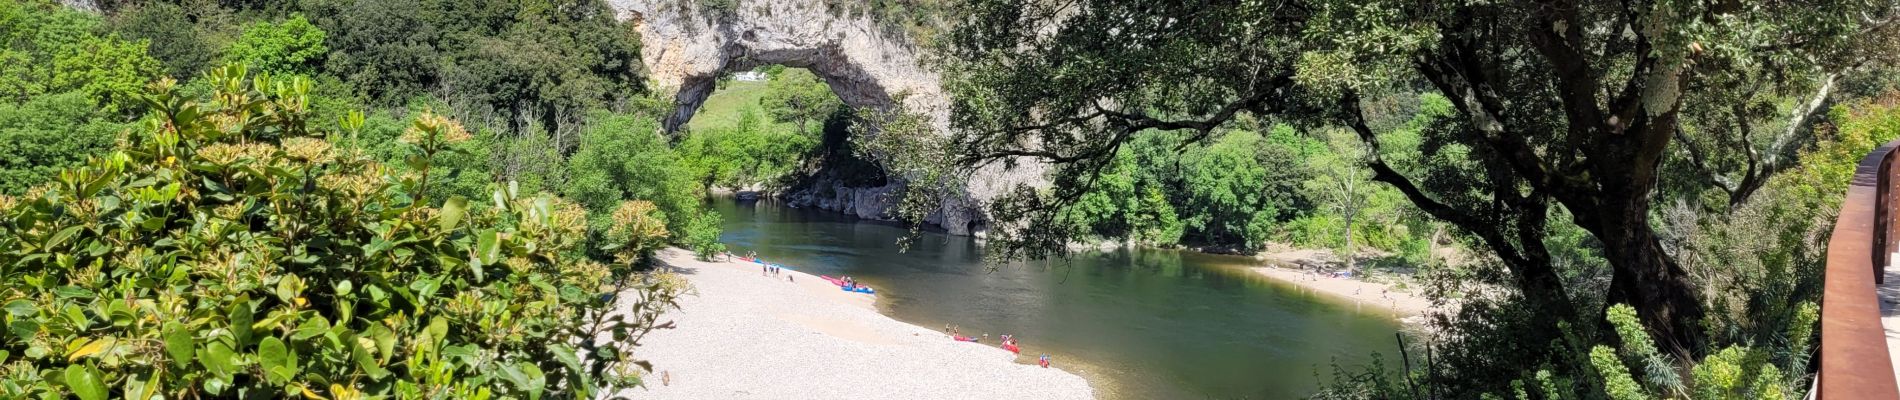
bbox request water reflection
[711,198,1404,399]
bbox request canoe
[819,275,875,294]
[819,275,847,286]
[954,336,980,343]
[1003,343,1021,354]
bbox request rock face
[607,0,1040,235]
[605,0,951,134]
[57,0,96,12]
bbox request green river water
[710,198,1407,399]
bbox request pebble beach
[614,248,1095,399]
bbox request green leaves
[473,228,500,282]
[440,195,468,230]
[198,341,237,377]
[291,315,328,341]
[258,337,299,384]
[228,297,254,347]
[62,364,106,400]
[225,14,328,76]
[44,226,81,251]
[0,62,673,400]
[3,299,35,316]
[162,322,193,368]
[500,362,547,400]
[53,286,93,299]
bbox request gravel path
[614,248,1095,399]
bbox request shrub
[0,65,678,399]
[224,14,328,76]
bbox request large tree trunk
[1600,224,1705,357]
[1575,112,1708,358]
[1586,163,1706,357]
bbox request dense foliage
[223,14,327,76]
[0,92,127,196]
[0,0,161,114]
[0,67,685,399]
[0,0,161,194]
[87,0,646,137]
[564,110,728,255]
[0,0,727,258]
[0,2,734,395]
[1039,97,1443,262]
[760,68,842,137]
[677,68,841,193]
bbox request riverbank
[1249,266,1436,319]
[1062,239,1444,321]
[620,248,1094,399]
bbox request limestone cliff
[608,0,1041,235]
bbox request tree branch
[1339,93,1484,230]
[956,72,1294,166]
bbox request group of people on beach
[1300,267,1355,281]
[841,275,866,290]
[733,251,795,283]
[734,248,1056,369]
[1295,265,1407,308]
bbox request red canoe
[954,336,980,343]
[819,275,848,287]
[1003,343,1021,354]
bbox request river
[709,198,1407,399]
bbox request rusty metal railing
[1818,139,1900,399]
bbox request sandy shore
[616,248,1093,399]
[1250,266,1436,319]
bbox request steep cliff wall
[607,0,1039,235]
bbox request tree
[296,0,445,103]
[1178,130,1282,248]
[107,1,214,78]
[564,110,724,254]
[761,68,843,136]
[50,34,162,114]
[0,91,124,193]
[439,0,644,136]
[943,0,1894,364]
[0,0,161,113]
[1054,146,1185,246]
[224,13,328,76]
[1306,128,1372,273]
[0,0,156,192]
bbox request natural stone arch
[608,0,1038,236]
[606,0,952,134]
